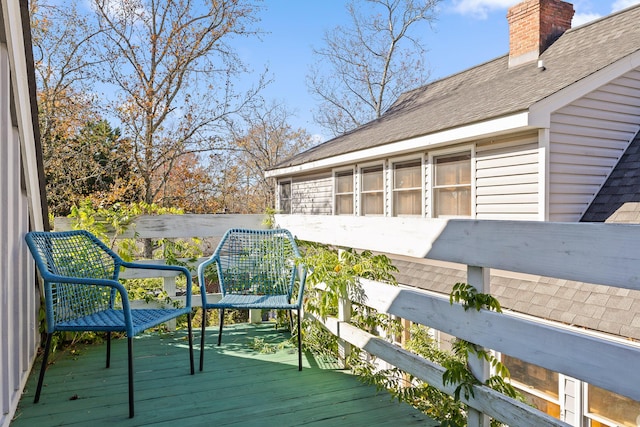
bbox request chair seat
[56,308,192,336]
[198,228,307,371]
[207,294,296,310]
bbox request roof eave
[530,49,640,127]
[266,112,533,178]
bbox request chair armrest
[197,255,219,306]
[120,261,193,308]
[39,272,129,297]
[39,273,135,332]
[294,263,308,307]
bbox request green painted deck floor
[11,323,436,426]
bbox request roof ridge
[565,2,640,34]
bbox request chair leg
[200,308,207,371]
[34,333,52,403]
[106,331,111,368]
[288,310,293,331]
[217,308,225,346]
[127,337,134,418]
[187,312,194,375]
[297,309,302,371]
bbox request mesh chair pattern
[25,230,195,418]
[198,228,307,370]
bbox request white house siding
[548,69,640,222]
[0,44,39,427]
[562,376,579,426]
[475,132,540,220]
[291,172,332,215]
[424,156,432,218]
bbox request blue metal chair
[198,228,307,371]
[25,230,194,418]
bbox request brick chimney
[507,0,574,68]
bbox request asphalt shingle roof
[275,3,640,170]
[582,130,640,222]
[391,255,640,341]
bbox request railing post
[164,276,177,330]
[249,309,262,323]
[338,293,352,368]
[466,265,491,427]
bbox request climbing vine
[443,282,525,426]
[298,247,525,427]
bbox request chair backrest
[25,230,122,330]
[214,228,302,297]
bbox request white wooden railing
[274,214,640,427]
[53,213,640,426]
[54,214,269,322]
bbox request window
[586,385,640,427]
[361,165,384,215]
[393,160,422,216]
[335,171,354,215]
[502,355,561,420]
[433,153,471,217]
[278,181,291,214]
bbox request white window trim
[390,155,425,217]
[358,162,386,216]
[428,146,475,219]
[333,167,356,216]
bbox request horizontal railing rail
[54,214,268,320]
[54,213,640,426]
[275,214,640,427]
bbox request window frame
[358,162,385,216]
[333,168,355,215]
[391,157,424,217]
[499,354,562,421]
[583,383,640,427]
[278,179,292,214]
[429,148,473,218]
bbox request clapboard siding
[549,71,640,222]
[0,39,39,427]
[475,133,540,220]
[291,172,332,215]
[0,44,11,422]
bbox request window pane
[434,187,471,217]
[394,190,421,216]
[362,193,383,215]
[335,171,354,215]
[280,198,291,214]
[336,172,353,193]
[435,154,471,186]
[519,389,561,420]
[279,182,291,214]
[588,385,640,427]
[394,161,421,189]
[502,355,559,398]
[362,166,383,191]
[336,194,354,215]
[433,153,471,218]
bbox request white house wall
[0,1,44,425]
[280,132,544,221]
[548,69,640,222]
[476,132,540,220]
[291,172,332,215]
[0,44,38,427]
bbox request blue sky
[236,0,640,142]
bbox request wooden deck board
[11,324,437,426]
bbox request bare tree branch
[307,0,440,137]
